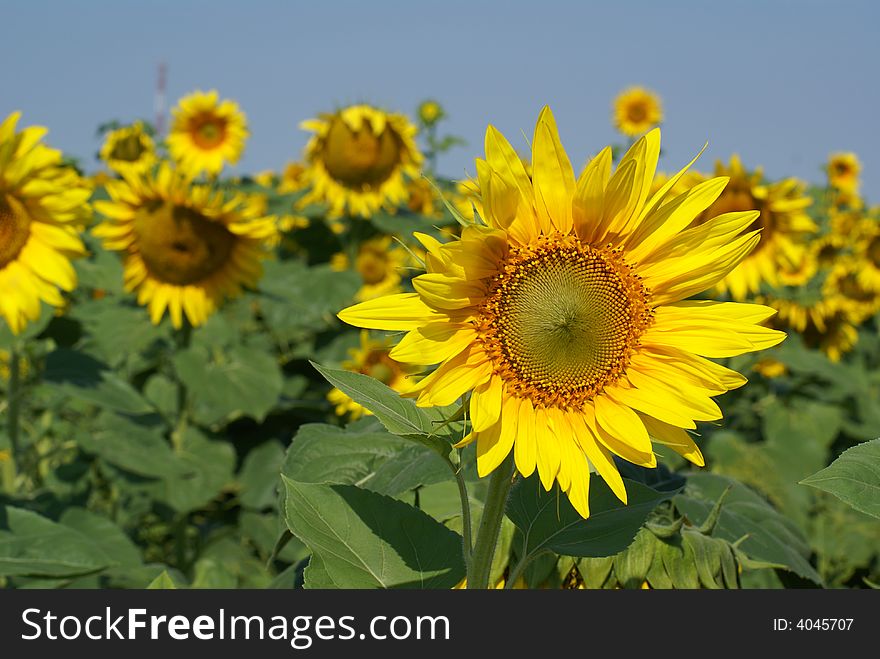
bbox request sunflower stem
[171,322,193,452]
[467,453,515,589]
[504,548,552,590]
[444,455,473,572]
[2,344,22,494]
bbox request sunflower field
[1,87,878,592]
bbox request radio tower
[155,62,167,137]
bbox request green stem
[3,345,22,494]
[443,455,473,573]
[467,453,516,589]
[504,549,552,590]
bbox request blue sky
[4,0,878,196]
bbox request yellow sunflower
[278,161,308,194]
[167,90,249,177]
[452,177,483,224]
[824,258,880,323]
[417,100,445,127]
[338,107,785,518]
[99,121,157,175]
[801,299,860,362]
[812,233,847,268]
[298,105,423,218]
[826,152,861,194]
[613,87,663,137]
[93,163,276,329]
[0,112,91,334]
[327,331,416,419]
[854,225,880,291]
[692,155,815,299]
[330,235,413,301]
[406,177,441,217]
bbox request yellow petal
[532,107,575,235]
[390,322,475,365]
[338,293,438,330]
[470,375,503,432]
[514,397,537,477]
[534,406,560,490]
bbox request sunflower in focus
[327,331,416,419]
[613,87,663,137]
[167,90,248,177]
[99,121,157,175]
[338,108,785,518]
[299,105,423,218]
[331,235,413,301]
[826,152,861,194]
[691,155,816,299]
[93,163,276,329]
[0,112,91,334]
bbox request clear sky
[4,0,878,197]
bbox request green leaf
[311,362,463,457]
[674,473,821,584]
[283,477,465,588]
[763,399,842,450]
[70,299,169,367]
[0,506,114,578]
[43,349,153,414]
[239,440,286,510]
[59,508,142,567]
[147,571,179,589]
[173,345,283,425]
[800,438,880,520]
[506,474,674,560]
[282,422,451,497]
[154,427,236,513]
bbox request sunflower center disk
[111,134,146,162]
[134,202,236,285]
[627,103,648,123]
[868,237,880,267]
[479,236,652,409]
[322,118,401,188]
[192,115,227,149]
[356,246,390,285]
[0,198,31,268]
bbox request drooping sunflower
[691,155,816,300]
[330,235,413,301]
[613,87,663,137]
[0,112,91,334]
[93,163,276,329]
[338,107,785,518]
[298,105,423,218]
[327,331,417,419]
[167,90,249,177]
[826,152,861,194]
[99,121,157,175]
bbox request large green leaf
[801,438,880,520]
[674,472,822,584]
[311,363,463,457]
[506,474,673,560]
[239,440,286,510]
[42,349,153,415]
[282,422,451,496]
[59,508,142,567]
[0,506,114,578]
[283,477,465,589]
[173,344,283,425]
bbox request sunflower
[854,225,880,291]
[406,177,441,217]
[330,235,413,301]
[613,87,663,137]
[93,163,276,329]
[327,331,416,419]
[417,100,445,127]
[452,178,483,223]
[278,161,308,194]
[824,258,880,323]
[801,299,860,362]
[812,233,847,268]
[338,108,785,518]
[691,155,815,299]
[167,90,248,177]
[826,152,861,194]
[99,121,157,175]
[0,112,91,334]
[298,105,423,218]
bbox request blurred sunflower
[801,299,860,363]
[99,121,157,175]
[278,161,308,194]
[339,108,785,518]
[692,155,816,299]
[829,207,864,238]
[299,105,422,218]
[826,152,861,194]
[613,87,663,137]
[417,100,445,127]
[406,177,441,217]
[0,112,91,334]
[824,258,880,323]
[167,90,248,176]
[854,225,880,291]
[452,177,483,223]
[812,233,847,268]
[330,235,413,301]
[93,163,276,329]
[327,331,416,419]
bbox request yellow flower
[167,90,248,176]
[418,100,445,126]
[812,233,847,268]
[801,299,859,362]
[693,155,816,299]
[299,105,423,218]
[331,236,412,301]
[826,152,861,194]
[99,121,157,175]
[252,170,276,188]
[0,349,29,381]
[338,108,785,518]
[0,112,90,334]
[93,163,276,329]
[406,177,441,217]
[824,258,880,323]
[829,207,863,238]
[753,358,787,378]
[613,87,663,137]
[854,224,880,292]
[278,161,308,194]
[327,332,416,419]
[452,178,483,223]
